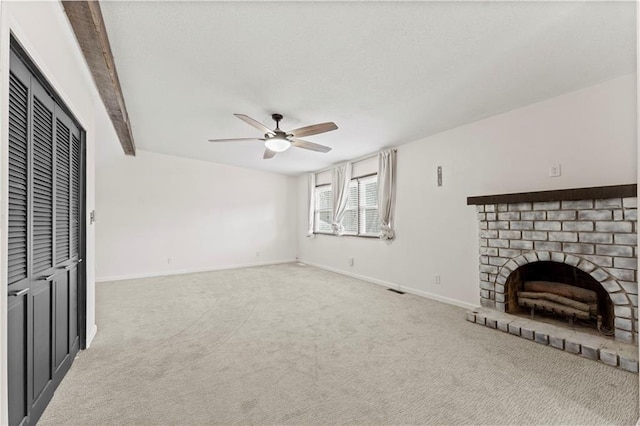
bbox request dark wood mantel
[467,184,637,206]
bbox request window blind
[314,185,333,233]
[343,181,358,235]
[358,175,379,236]
[312,175,380,237]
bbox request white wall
[298,73,637,309]
[0,1,116,423]
[95,150,298,281]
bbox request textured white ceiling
[100,1,636,175]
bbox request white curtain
[378,149,396,240]
[307,173,316,237]
[331,162,352,235]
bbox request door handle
[57,259,83,271]
[39,274,55,281]
[9,288,28,297]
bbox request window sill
[313,232,379,239]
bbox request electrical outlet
[549,164,561,177]
[167,257,172,264]
[435,275,441,285]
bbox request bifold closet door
[7,50,32,426]
[7,47,84,426]
[29,75,57,424]
[52,106,81,384]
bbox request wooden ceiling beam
[62,0,136,156]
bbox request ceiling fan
[209,113,337,159]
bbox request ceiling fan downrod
[271,113,283,131]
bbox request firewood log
[524,281,597,303]
[517,291,591,312]
[518,297,591,320]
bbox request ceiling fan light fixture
[265,135,291,152]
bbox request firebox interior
[506,261,614,333]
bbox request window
[313,175,379,237]
[358,175,380,236]
[342,181,358,235]
[314,184,333,233]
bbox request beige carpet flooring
[39,263,638,425]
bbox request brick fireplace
[467,184,638,372]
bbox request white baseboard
[86,324,98,348]
[302,260,401,289]
[95,259,297,283]
[301,261,478,311]
[401,286,478,311]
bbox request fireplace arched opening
[505,261,614,335]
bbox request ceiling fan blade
[291,138,332,153]
[288,122,337,138]
[234,113,275,135]
[263,148,277,159]
[208,137,265,143]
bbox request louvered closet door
[29,76,57,423]
[7,50,32,426]
[52,107,76,382]
[7,46,84,426]
[68,126,82,355]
